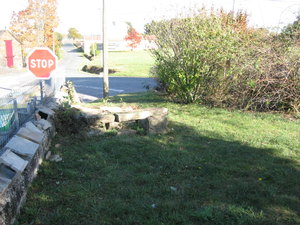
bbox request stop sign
[27,47,57,79]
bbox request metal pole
[102,0,109,98]
[40,80,44,103]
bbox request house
[0,30,23,68]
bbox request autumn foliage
[124,23,143,49]
[10,0,59,49]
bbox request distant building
[0,30,23,68]
[82,20,156,54]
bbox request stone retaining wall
[0,105,56,225]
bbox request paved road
[0,43,156,101]
[0,69,38,98]
[61,43,156,102]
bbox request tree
[124,22,143,50]
[54,32,64,58]
[10,0,59,49]
[67,28,83,40]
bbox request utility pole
[232,0,236,12]
[102,0,109,98]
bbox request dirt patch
[82,65,117,75]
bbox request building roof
[0,30,22,44]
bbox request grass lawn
[87,50,155,77]
[15,92,300,225]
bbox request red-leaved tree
[124,22,143,50]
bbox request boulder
[139,108,169,134]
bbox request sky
[0,0,299,36]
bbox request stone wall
[0,105,56,225]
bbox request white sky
[0,0,299,35]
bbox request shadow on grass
[15,119,300,225]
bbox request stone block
[36,119,52,130]
[37,106,55,117]
[0,163,16,194]
[114,110,152,122]
[97,114,116,123]
[0,175,12,194]
[5,136,39,158]
[0,150,28,173]
[139,110,168,134]
[16,127,44,144]
[115,108,168,122]
[24,121,43,133]
[106,122,121,130]
[99,106,134,113]
[46,101,60,111]
[84,112,116,124]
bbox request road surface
[61,43,156,102]
[0,43,156,102]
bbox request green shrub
[149,8,300,112]
[90,43,100,57]
[149,9,248,104]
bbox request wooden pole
[102,0,109,98]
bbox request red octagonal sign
[27,47,57,79]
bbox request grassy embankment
[15,92,300,225]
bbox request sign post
[27,47,57,102]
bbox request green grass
[15,92,300,225]
[87,50,155,77]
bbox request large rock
[139,108,168,134]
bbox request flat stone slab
[37,106,55,117]
[16,127,44,144]
[24,121,43,133]
[36,119,52,130]
[5,136,39,158]
[114,110,152,122]
[95,114,115,123]
[99,106,134,113]
[74,106,116,124]
[0,150,28,173]
[114,108,168,122]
